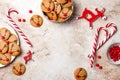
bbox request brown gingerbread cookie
[53,2,62,14]
[46,12,57,21]
[0,41,8,54]
[67,9,73,17]
[41,0,55,12]
[74,68,87,80]
[30,15,43,27]
[12,62,26,76]
[52,0,56,1]
[0,28,11,41]
[7,34,18,44]
[41,0,73,22]
[56,0,67,4]
[8,42,20,56]
[59,8,69,18]
[63,2,72,8]
[57,17,65,22]
[0,53,11,65]
[58,8,73,21]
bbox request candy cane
[88,23,117,68]
[97,23,117,50]
[6,8,32,47]
[88,27,108,67]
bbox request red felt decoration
[77,8,107,29]
[23,50,33,64]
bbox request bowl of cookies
[0,24,20,68]
[41,0,73,22]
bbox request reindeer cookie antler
[77,8,107,29]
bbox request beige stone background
[0,0,120,80]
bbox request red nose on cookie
[63,13,67,17]
[36,22,40,26]
[68,0,72,2]
[62,17,65,20]
[6,40,10,44]
[47,7,50,11]
[0,49,2,52]
[49,17,53,20]
[9,50,13,54]
[76,74,80,78]
[18,71,22,75]
[6,58,9,61]
[54,10,57,14]
[1,36,5,39]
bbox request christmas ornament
[77,8,107,29]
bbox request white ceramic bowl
[107,43,120,65]
[41,1,74,22]
[0,23,20,68]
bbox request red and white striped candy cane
[97,23,117,50]
[88,27,108,68]
[7,8,32,47]
[89,23,117,68]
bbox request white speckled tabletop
[0,0,120,80]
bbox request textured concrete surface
[0,0,120,80]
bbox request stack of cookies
[41,0,73,22]
[0,28,20,66]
